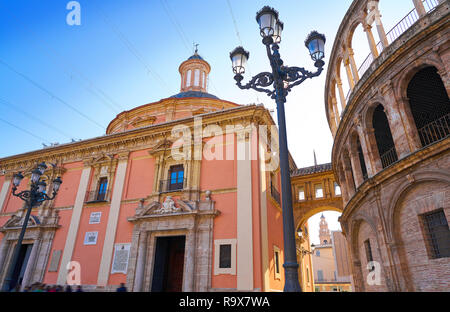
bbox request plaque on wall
[111,244,131,274]
[48,250,62,272]
[84,232,98,245]
[89,212,102,224]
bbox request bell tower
[319,214,331,245]
[178,46,211,94]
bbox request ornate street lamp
[2,163,62,291]
[230,6,326,292]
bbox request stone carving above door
[135,196,195,217]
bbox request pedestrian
[65,285,73,292]
[11,283,21,292]
[75,285,83,292]
[116,283,127,292]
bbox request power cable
[159,0,222,98]
[0,58,106,130]
[6,9,125,114]
[226,0,260,104]
[0,97,75,140]
[93,3,170,93]
[0,116,51,144]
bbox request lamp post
[1,163,62,291]
[229,6,326,292]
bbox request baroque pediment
[130,115,157,128]
[1,214,41,230]
[136,197,195,217]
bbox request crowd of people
[10,282,128,292]
[11,283,84,292]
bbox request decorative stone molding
[126,196,219,292]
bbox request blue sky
[0,0,416,230]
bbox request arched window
[194,69,200,86]
[356,137,368,181]
[373,104,398,168]
[186,70,192,87]
[407,66,450,147]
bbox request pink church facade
[0,53,294,292]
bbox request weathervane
[193,42,199,54]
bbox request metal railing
[159,178,187,193]
[418,113,450,147]
[357,0,440,79]
[380,147,398,169]
[270,184,281,206]
[85,190,110,203]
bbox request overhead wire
[226,0,261,104]
[92,3,170,93]
[160,0,222,98]
[3,9,125,116]
[0,97,75,140]
[0,58,106,130]
[0,116,51,144]
[160,0,191,52]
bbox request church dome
[105,49,240,135]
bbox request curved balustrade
[357,0,440,78]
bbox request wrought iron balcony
[159,178,187,193]
[418,113,450,147]
[357,0,440,79]
[380,147,399,169]
[270,184,281,206]
[85,190,110,203]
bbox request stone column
[0,239,10,279]
[364,24,379,58]
[348,48,360,83]
[258,138,270,292]
[381,83,414,159]
[329,103,338,136]
[133,232,147,292]
[332,97,340,125]
[344,57,355,90]
[413,0,427,17]
[336,78,347,111]
[349,150,364,189]
[342,157,356,199]
[184,230,196,292]
[362,128,383,175]
[21,237,41,290]
[236,128,254,291]
[367,3,389,49]
[0,175,12,213]
[97,153,129,287]
[338,168,349,204]
[57,164,92,285]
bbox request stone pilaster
[97,152,129,287]
[57,164,92,285]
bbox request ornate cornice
[0,105,274,172]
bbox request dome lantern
[178,47,211,94]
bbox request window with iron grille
[364,239,375,272]
[373,104,398,169]
[357,138,368,181]
[274,250,280,274]
[97,177,108,201]
[422,209,450,259]
[407,67,450,147]
[317,270,324,282]
[168,165,184,191]
[219,244,232,269]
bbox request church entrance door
[151,236,185,292]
